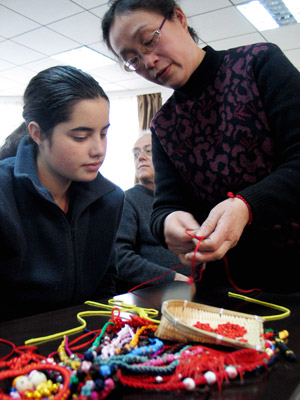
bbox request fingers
[164,198,248,265]
[164,211,201,255]
[185,240,232,263]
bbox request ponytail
[0,123,31,160]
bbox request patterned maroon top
[150,43,300,292]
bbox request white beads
[226,365,238,379]
[28,370,47,387]
[155,375,163,383]
[13,376,33,393]
[204,370,217,384]
[183,377,196,390]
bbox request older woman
[102,0,300,293]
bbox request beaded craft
[0,303,296,399]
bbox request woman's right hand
[164,211,200,261]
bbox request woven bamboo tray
[155,300,265,350]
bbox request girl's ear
[28,122,43,146]
[173,6,188,31]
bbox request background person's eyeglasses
[133,147,152,159]
[124,17,167,72]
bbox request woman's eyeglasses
[124,17,167,72]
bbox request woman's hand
[184,197,250,264]
[164,211,200,257]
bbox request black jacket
[0,137,124,320]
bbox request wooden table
[1,281,300,399]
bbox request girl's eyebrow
[70,123,110,132]
[70,126,93,132]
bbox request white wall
[0,97,23,146]
[100,95,139,190]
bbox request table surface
[1,281,300,400]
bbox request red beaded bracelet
[227,192,253,224]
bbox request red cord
[185,229,205,280]
[227,192,253,224]
[223,255,261,294]
[0,339,16,362]
[185,229,260,293]
[127,220,260,294]
[128,263,186,292]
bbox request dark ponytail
[102,0,199,58]
[0,65,108,160]
[0,123,28,160]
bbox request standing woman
[102,0,300,292]
[0,66,124,320]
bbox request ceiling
[0,0,299,97]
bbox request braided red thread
[227,192,253,224]
[127,315,156,328]
[117,344,270,392]
[106,308,125,333]
[0,346,46,370]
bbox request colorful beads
[0,311,293,398]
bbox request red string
[127,225,260,294]
[223,255,261,294]
[128,230,205,292]
[186,227,260,294]
[0,339,16,362]
[127,263,186,293]
[185,229,205,280]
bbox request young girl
[102,0,300,292]
[0,65,124,320]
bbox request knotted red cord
[186,230,260,294]
[185,229,205,281]
[128,227,260,294]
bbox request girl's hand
[174,272,189,282]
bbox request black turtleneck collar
[175,46,226,98]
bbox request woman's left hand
[183,197,250,264]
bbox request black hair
[0,65,109,160]
[102,0,199,58]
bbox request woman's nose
[142,52,158,70]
